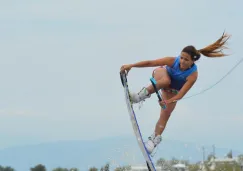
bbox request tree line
[1,153,242,171]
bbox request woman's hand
[159,99,177,108]
[158,100,167,109]
[120,64,133,74]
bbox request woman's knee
[152,67,171,86]
[152,67,164,78]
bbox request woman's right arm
[120,56,176,74]
[131,57,176,68]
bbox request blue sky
[0,0,242,154]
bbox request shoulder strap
[171,55,180,68]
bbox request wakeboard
[120,72,156,171]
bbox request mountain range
[0,136,242,171]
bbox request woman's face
[179,52,194,70]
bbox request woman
[120,32,230,154]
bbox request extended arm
[130,57,176,68]
[120,57,176,73]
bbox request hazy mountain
[0,136,242,171]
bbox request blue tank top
[165,56,197,90]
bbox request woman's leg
[130,67,171,103]
[145,90,177,154]
[154,90,177,136]
[147,67,171,94]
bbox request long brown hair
[182,32,231,61]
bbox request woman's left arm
[166,71,198,104]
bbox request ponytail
[198,32,231,58]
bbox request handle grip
[150,77,166,109]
